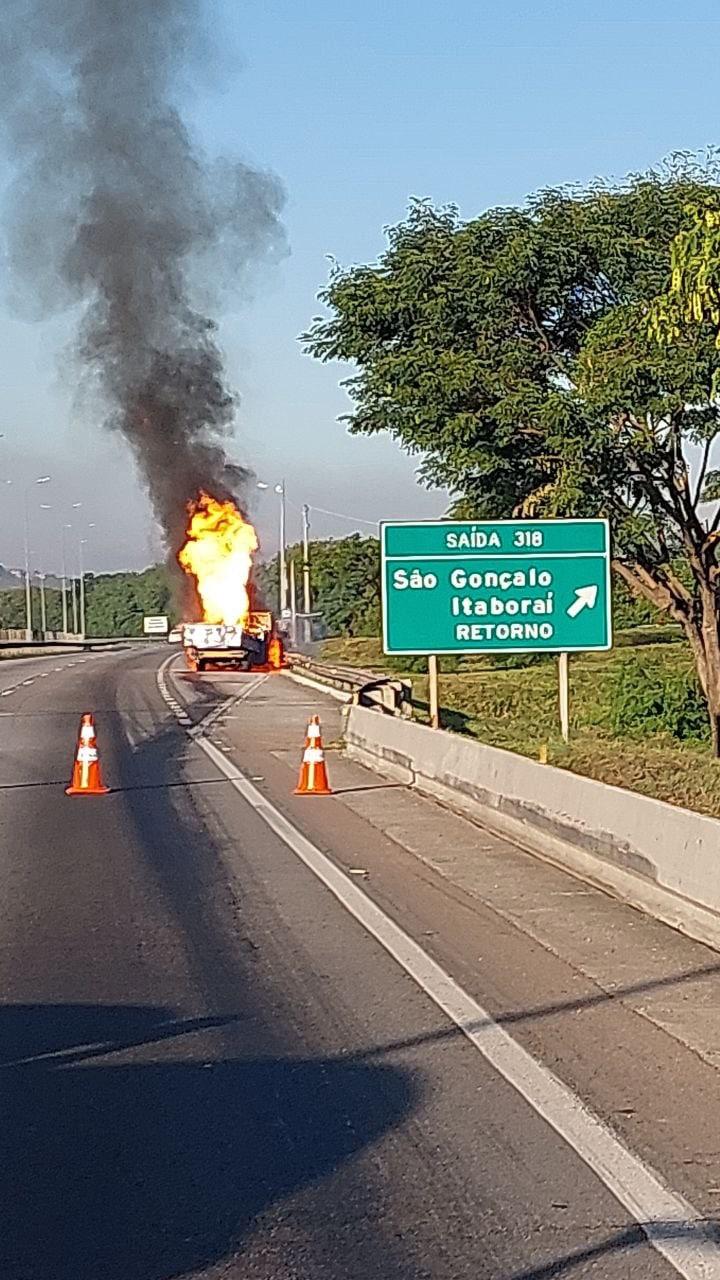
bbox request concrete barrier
[344,705,720,952]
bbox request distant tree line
[0,565,174,637]
[255,534,381,637]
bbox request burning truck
[177,492,284,673]
[181,613,281,672]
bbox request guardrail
[286,652,412,718]
[0,634,145,652]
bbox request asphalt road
[0,645,702,1279]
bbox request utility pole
[61,527,69,636]
[302,504,311,644]
[79,539,86,638]
[289,558,298,647]
[23,492,32,639]
[37,573,47,636]
[21,476,51,639]
[277,480,287,618]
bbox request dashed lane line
[156,654,267,732]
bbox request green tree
[256,534,380,637]
[304,157,720,750]
[0,566,175,637]
[85,566,174,637]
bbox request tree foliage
[84,566,174,637]
[0,565,175,637]
[303,155,720,747]
[256,534,380,637]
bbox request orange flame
[178,492,258,625]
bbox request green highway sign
[381,519,612,656]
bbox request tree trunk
[698,590,720,759]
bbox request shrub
[610,654,709,742]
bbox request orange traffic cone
[66,713,110,796]
[294,715,333,796]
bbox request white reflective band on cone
[303,747,324,764]
[80,724,95,742]
[307,724,321,740]
[77,747,98,763]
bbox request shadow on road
[507,1221,720,1278]
[0,1001,417,1280]
[119,716,720,1062]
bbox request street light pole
[23,491,32,640]
[302,503,311,644]
[79,538,86,638]
[21,476,51,639]
[257,479,290,621]
[61,527,69,635]
[277,480,287,618]
[37,572,47,636]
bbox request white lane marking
[157,653,268,732]
[54,667,63,672]
[40,672,50,678]
[195,735,720,1276]
[153,656,720,1279]
[190,672,269,734]
[21,679,34,686]
[1,689,15,697]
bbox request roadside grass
[319,633,720,818]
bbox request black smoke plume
[0,0,285,556]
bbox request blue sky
[2,0,720,572]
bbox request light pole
[301,503,311,643]
[21,476,51,639]
[23,494,32,639]
[79,538,87,638]
[67,523,79,634]
[37,496,81,632]
[67,504,83,636]
[60,526,69,635]
[36,572,47,635]
[277,481,287,617]
[257,480,288,618]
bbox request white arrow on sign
[566,585,598,618]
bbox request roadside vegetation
[258,535,720,816]
[0,566,173,638]
[304,157,720,755]
[319,632,720,818]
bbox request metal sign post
[558,652,570,743]
[428,655,440,729]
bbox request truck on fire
[181,611,282,672]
